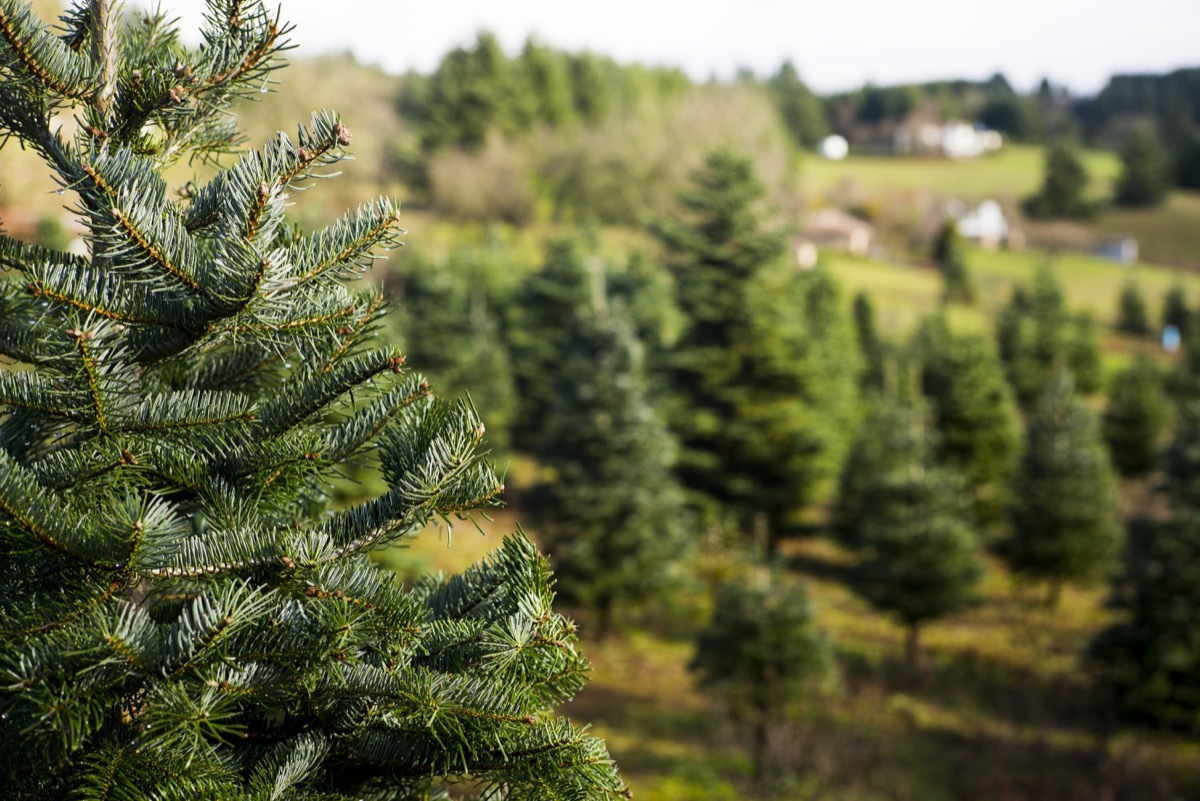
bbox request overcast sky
[138,0,1198,94]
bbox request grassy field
[825,245,1200,371]
[800,145,1121,205]
[373,511,1200,801]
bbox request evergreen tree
[1068,311,1105,395]
[1089,515,1200,731]
[1002,372,1122,605]
[1117,280,1151,336]
[768,60,829,149]
[1162,282,1192,340]
[931,220,974,304]
[842,394,985,667]
[395,253,518,450]
[653,150,858,553]
[505,239,593,449]
[1115,128,1171,207]
[1102,358,1168,478]
[530,301,690,639]
[691,572,834,782]
[1022,143,1094,219]
[996,266,1099,408]
[1163,399,1200,509]
[0,2,621,797]
[915,319,1021,535]
[852,290,885,390]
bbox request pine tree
[1068,311,1104,395]
[1162,283,1191,340]
[768,60,829,150]
[1163,399,1200,510]
[395,252,518,450]
[1022,144,1094,219]
[0,2,622,797]
[996,266,1099,408]
[529,299,690,639]
[1089,515,1200,731]
[841,394,985,667]
[932,220,974,304]
[653,150,858,553]
[505,239,593,449]
[1002,372,1122,605]
[1117,280,1151,336]
[1102,358,1168,478]
[915,319,1020,535]
[1115,128,1171,207]
[691,571,834,782]
[851,291,883,385]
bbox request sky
[135,0,1199,95]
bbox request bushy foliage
[931,221,974,304]
[691,571,835,780]
[1090,516,1200,731]
[996,266,1101,408]
[0,1,621,797]
[840,394,985,666]
[1162,283,1192,340]
[1022,144,1094,219]
[915,319,1020,535]
[768,60,829,149]
[1002,373,1123,604]
[654,150,859,551]
[1102,358,1168,478]
[1115,128,1172,207]
[529,300,690,638]
[1116,280,1151,337]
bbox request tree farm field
[378,507,1200,801]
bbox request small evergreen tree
[653,150,858,552]
[691,572,834,782]
[1102,358,1168,478]
[768,60,829,150]
[1089,515,1200,731]
[1163,399,1200,510]
[842,394,985,667]
[1117,280,1151,337]
[1022,143,1094,219]
[915,319,1021,535]
[0,1,621,796]
[932,220,974,304]
[1068,311,1105,395]
[852,290,885,390]
[1115,128,1171,207]
[530,300,690,639]
[1162,283,1192,340]
[996,266,1100,408]
[505,239,593,449]
[1003,372,1122,605]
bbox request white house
[894,120,1003,159]
[955,200,1009,250]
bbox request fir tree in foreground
[0,1,621,797]
[530,294,689,639]
[1002,372,1122,606]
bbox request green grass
[801,145,1120,204]
[825,245,1200,349]
[560,536,1200,801]
[1096,191,1200,267]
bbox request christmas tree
[0,1,622,797]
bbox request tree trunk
[1045,579,1063,610]
[594,595,614,641]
